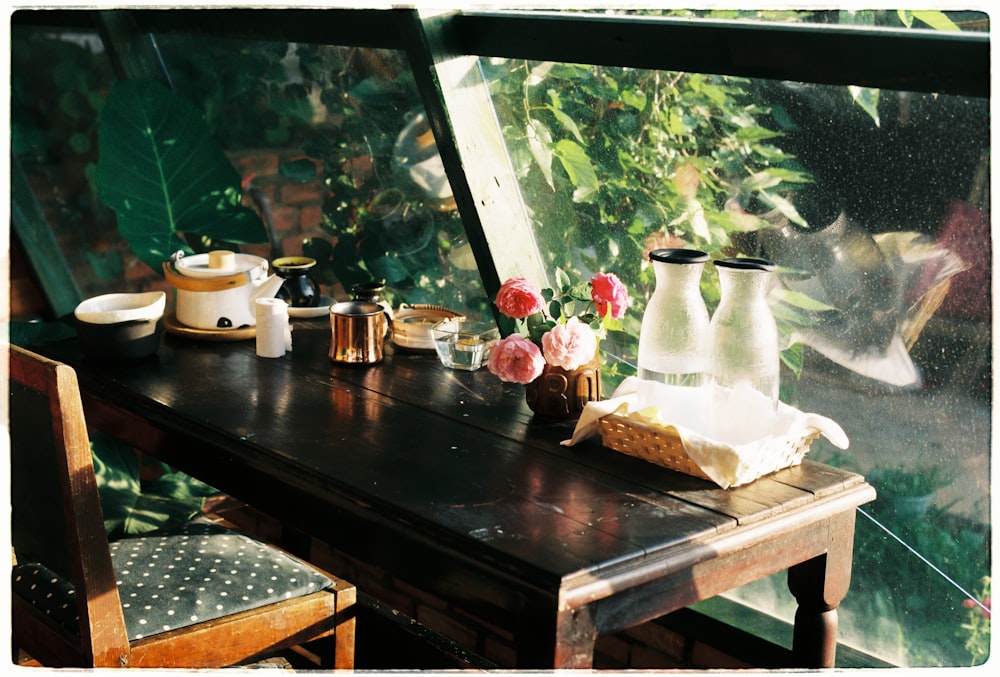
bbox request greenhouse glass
[479,54,989,667]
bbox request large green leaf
[554,138,599,203]
[96,79,267,273]
[91,431,219,538]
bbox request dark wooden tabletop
[32,317,875,667]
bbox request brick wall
[216,502,759,670]
[229,148,332,263]
[15,148,334,320]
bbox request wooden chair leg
[333,616,357,669]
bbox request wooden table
[33,318,875,669]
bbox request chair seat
[13,519,334,641]
[12,562,81,634]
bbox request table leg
[787,511,857,668]
[552,604,597,668]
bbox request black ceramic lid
[714,257,776,271]
[648,248,709,264]
[352,279,387,295]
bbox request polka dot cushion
[11,562,80,634]
[13,519,334,641]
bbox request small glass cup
[431,318,500,371]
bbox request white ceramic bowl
[74,291,166,324]
[74,291,166,360]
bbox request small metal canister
[329,301,388,364]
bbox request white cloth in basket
[562,377,849,489]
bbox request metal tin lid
[392,304,465,351]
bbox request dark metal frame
[19,9,984,96]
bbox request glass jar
[636,249,711,415]
[805,210,898,350]
[638,249,711,386]
[272,256,320,308]
[708,257,779,409]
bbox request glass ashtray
[430,318,500,371]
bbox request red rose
[590,272,629,320]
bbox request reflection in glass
[11,26,121,301]
[155,36,489,318]
[11,26,489,320]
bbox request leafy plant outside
[960,576,991,666]
[482,57,822,385]
[869,464,954,498]
[724,502,990,666]
[478,7,963,384]
[96,78,269,273]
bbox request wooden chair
[8,344,356,668]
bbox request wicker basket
[597,414,711,480]
[596,413,821,485]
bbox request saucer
[163,313,256,341]
[287,297,334,319]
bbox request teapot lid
[173,250,267,278]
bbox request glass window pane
[480,55,990,667]
[599,7,988,33]
[153,34,488,317]
[10,22,488,322]
[11,24,122,304]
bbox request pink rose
[963,597,992,619]
[488,334,545,384]
[541,317,598,371]
[590,272,629,319]
[495,278,545,319]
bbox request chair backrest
[8,344,131,667]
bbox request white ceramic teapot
[163,250,284,330]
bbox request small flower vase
[524,352,601,421]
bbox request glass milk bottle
[708,258,780,412]
[636,249,711,418]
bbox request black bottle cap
[714,257,776,272]
[649,248,710,264]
